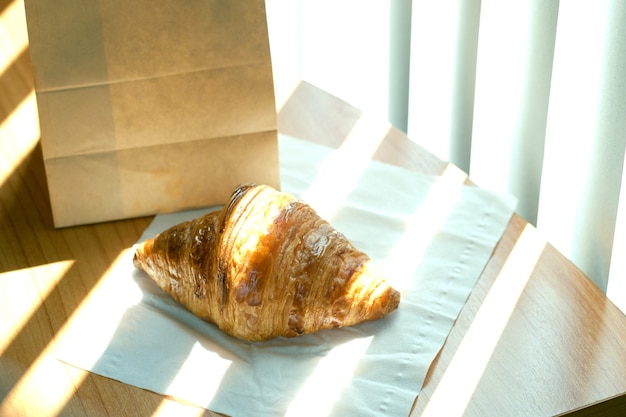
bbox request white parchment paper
[57,135,516,417]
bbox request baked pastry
[133,183,400,341]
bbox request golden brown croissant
[133,183,400,341]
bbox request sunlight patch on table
[55,247,235,413]
[0,249,139,417]
[301,113,390,220]
[56,248,145,370]
[0,335,88,417]
[0,90,39,185]
[151,397,210,417]
[420,223,546,417]
[0,260,74,356]
[0,0,29,74]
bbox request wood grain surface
[279,82,626,416]
[2,1,626,415]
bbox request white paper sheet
[56,135,516,417]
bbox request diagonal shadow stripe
[0,0,13,16]
[0,140,154,413]
[0,48,34,126]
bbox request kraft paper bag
[24,0,279,227]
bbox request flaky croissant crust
[133,184,400,341]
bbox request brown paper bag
[23,0,279,227]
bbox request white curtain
[266,0,626,313]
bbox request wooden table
[2,5,626,416]
[279,82,626,417]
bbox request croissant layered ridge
[133,184,401,341]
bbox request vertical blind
[266,0,626,313]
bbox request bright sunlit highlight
[165,342,232,408]
[55,248,145,370]
[607,154,626,315]
[470,2,533,194]
[0,90,39,186]
[299,1,390,120]
[151,398,208,417]
[408,2,464,162]
[0,249,138,416]
[0,0,29,74]
[0,258,87,417]
[380,163,467,291]
[538,2,612,265]
[421,223,546,416]
[0,260,74,356]
[0,335,88,417]
[286,336,373,416]
[302,113,390,220]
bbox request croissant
[133,183,400,341]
